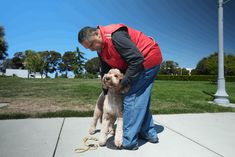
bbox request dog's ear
[102,83,108,89]
[102,75,108,89]
[117,73,124,81]
[119,84,130,94]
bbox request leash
[74,136,99,153]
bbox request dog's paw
[114,137,122,148]
[89,127,96,135]
[99,138,107,146]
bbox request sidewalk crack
[52,118,65,157]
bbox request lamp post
[214,0,230,105]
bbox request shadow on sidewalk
[106,124,164,150]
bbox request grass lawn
[0,77,234,119]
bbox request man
[78,24,162,150]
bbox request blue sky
[1,0,235,69]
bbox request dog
[89,69,126,148]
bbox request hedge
[156,75,235,82]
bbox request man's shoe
[106,140,139,150]
[139,134,159,143]
[122,145,139,150]
[148,137,159,143]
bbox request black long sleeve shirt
[98,27,144,94]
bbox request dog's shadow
[105,124,164,150]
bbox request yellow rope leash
[74,136,99,153]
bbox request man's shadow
[106,124,164,150]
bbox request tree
[84,57,100,74]
[159,60,179,75]
[11,52,26,69]
[194,53,235,76]
[25,50,45,78]
[225,54,235,76]
[59,48,86,77]
[60,51,77,78]
[0,26,8,60]
[0,58,11,72]
[49,51,62,77]
[39,51,50,77]
[39,51,61,77]
[194,53,218,75]
[74,47,86,76]
[181,68,190,75]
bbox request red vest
[98,24,162,70]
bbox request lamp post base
[214,96,230,105]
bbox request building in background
[4,69,45,78]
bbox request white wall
[5,69,29,78]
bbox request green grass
[151,81,235,114]
[0,77,234,119]
[38,110,94,118]
[0,77,101,104]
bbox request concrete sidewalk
[0,113,235,157]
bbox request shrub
[156,75,235,82]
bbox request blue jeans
[122,65,160,148]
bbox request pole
[214,0,230,105]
